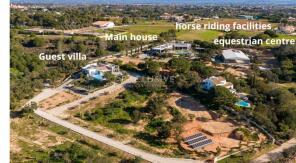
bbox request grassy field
[195,18,278,28]
[116,24,174,35]
[237,30,261,37]
[176,30,223,41]
[116,23,224,41]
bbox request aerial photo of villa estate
[10,0,296,163]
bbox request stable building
[221,49,250,64]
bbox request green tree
[157,122,172,139]
[140,59,161,76]
[122,17,129,24]
[28,37,45,47]
[146,96,166,116]
[168,58,191,74]
[95,48,104,57]
[264,30,278,38]
[104,72,116,82]
[131,110,142,123]
[55,39,63,54]
[210,86,238,108]
[132,77,166,95]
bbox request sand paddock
[39,91,80,110]
[104,56,145,65]
[168,93,241,155]
[167,93,215,120]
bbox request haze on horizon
[10,0,296,6]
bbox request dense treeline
[11,5,296,29]
[10,32,87,110]
[11,7,105,29]
[273,45,296,82]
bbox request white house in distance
[221,49,250,64]
[202,76,234,92]
[150,41,191,54]
[278,25,296,34]
[173,42,192,50]
[92,21,115,28]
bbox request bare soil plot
[39,91,80,110]
[104,56,145,65]
[67,87,125,114]
[167,93,215,120]
[167,93,246,156]
[225,67,247,78]
[10,134,22,153]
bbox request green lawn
[116,24,223,42]
[116,24,175,35]
[176,30,223,41]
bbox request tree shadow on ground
[134,132,167,147]
[108,118,132,124]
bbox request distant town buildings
[221,49,250,64]
[92,21,115,28]
[160,13,172,20]
[212,15,219,19]
[278,25,296,34]
[159,13,185,22]
[287,17,296,23]
[238,15,254,20]
[10,4,28,10]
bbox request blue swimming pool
[91,72,104,81]
[235,100,251,108]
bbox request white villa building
[82,63,120,81]
[202,76,234,92]
[150,41,191,54]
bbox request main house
[221,49,250,64]
[150,41,191,54]
[92,21,115,28]
[202,76,234,91]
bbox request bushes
[26,37,45,47]
[208,86,238,109]
[168,58,191,74]
[132,77,166,95]
[145,95,167,116]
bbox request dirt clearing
[39,91,80,110]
